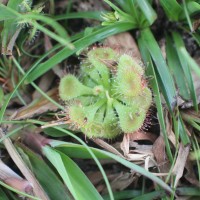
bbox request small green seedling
[59,47,152,138]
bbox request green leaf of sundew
[118,54,144,76]
[80,66,101,86]
[113,100,146,133]
[115,87,152,110]
[103,104,121,139]
[131,87,152,111]
[83,98,106,122]
[68,104,86,128]
[43,146,103,200]
[59,74,93,100]
[115,64,143,98]
[82,105,106,138]
[114,54,145,99]
[87,47,117,89]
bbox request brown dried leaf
[152,136,170,173]
[92,138,124,158]
[32,70,55,99]
[172,143,190,187]
[13,88,58,120]
[184,158,200,187]
[121,134,154,163]
[165,110,176,146]
[105,172,136,192]
[104,32,141,59]
[129,131,157,143]
[120,134,130,156]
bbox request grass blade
[49,131,173,194]
[172,32,198,111]
[136,0,157,25]
[43,146,103,200]
[160,0,182,20]
[19,144,71,200]
[140,28,176,113]
[138,36,173,162]
[166,35,190,100]
[26,22,135,83]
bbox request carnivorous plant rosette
[59,47,152,138]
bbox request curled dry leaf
[121,134,154,164]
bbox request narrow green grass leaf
[0,187,10,200]
[160,0,182,20]
[103,190,142,200]
[54,11,103,21]
[22,13,71,47]
[140,28,176,113]
[166,35,190,100]
[180,47,200,78]
[50,141,110,159]
[0,8,17,20]
[19,144,71,200]
[50,129,173,194]
[131,190,166,200]
[187,2,200,15]
[182,0,193,32]
[138,37,173,163]
[49,127,114,200]
[172,32,198,111]
[0,4,72,48]
[0,44,61,122]
[136,0,157,25]
[114,0,135,13]
[178,116,190,146]
[176,187,200,196]
[26,22,135,83]
[43,146,103,200]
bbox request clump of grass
[59,47,152,138]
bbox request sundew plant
[59,47,152,138]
